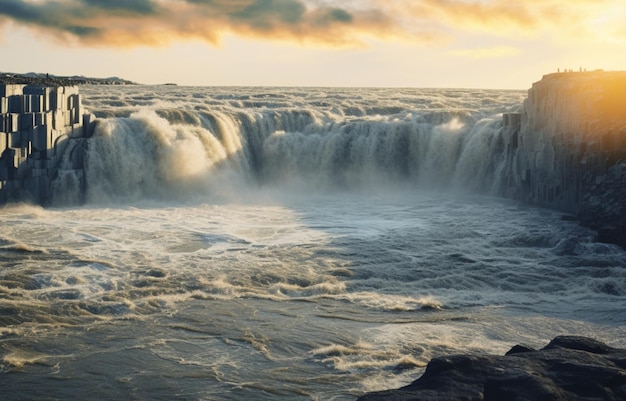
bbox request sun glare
[587,4,626,45]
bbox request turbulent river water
[1,86,625,400]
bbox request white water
[1,86,625,400]
[77,86,523,202]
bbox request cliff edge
[0,84,95,204]
[499,70,626,247]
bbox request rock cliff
[0,84,95,204]
[498,71,626,247]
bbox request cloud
[0,0,623,48]
[0,0,402,47]
[81,0,157,14]
[384,0,625,41]
[447,46,522,59]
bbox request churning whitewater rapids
[1,86,625,400]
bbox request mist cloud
[0,0,620,47]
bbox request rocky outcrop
[357,336,626,401]
[497,71,626,247]
[0,84,95,204]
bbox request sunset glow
[1,0,625,88]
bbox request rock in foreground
[357,336,626,401]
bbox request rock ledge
[357,336,626,401]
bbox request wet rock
[357,336,626,401]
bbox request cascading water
[2,86,623,401]
[78,86,522,203]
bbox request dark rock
[357,336,626,401]
[505,344,535,355]
[544,335,616,354]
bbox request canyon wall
[0,84,95,205]
[498,71,626,246]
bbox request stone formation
[0,84,94,204]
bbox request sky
[0,0,625,89]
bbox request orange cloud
[0,0,416,47]
[0,0,623,48]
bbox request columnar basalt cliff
[498,71,626,247]
[0,84,95,205]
